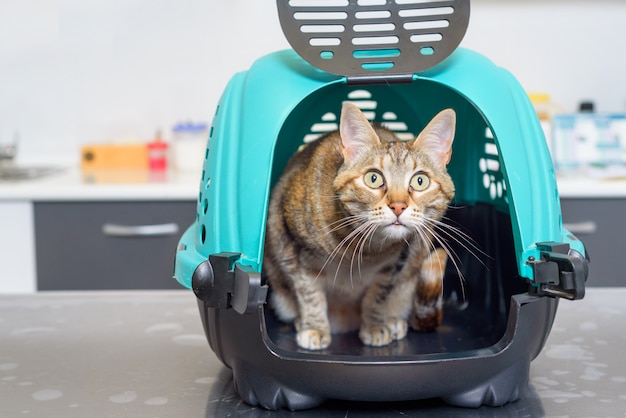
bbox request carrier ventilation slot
[480,127,508,204]
[198,104,220,245]
[278,0,469,77]
[301,89,414,147]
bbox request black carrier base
[195,205,559,410]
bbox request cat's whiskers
[411,223,458,301]
[412,224,448,301]
[350,221,379,286]
[420,224,461,273]
[332,224,365,287]
[320,215,369,281]
[325,214,368,234]
[336,221,379,289]
[437,214,492,261]
[316,218,374,287]
[418,221,468,302]
[409,220,437,256]
[429,218,491,268]
[402,214,456,287]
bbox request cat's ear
[414,109,456,167]
[339,102,380,163]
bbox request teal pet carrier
[174,0,587,410]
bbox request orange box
[81,143,149,170]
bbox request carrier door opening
[262,82,526,358]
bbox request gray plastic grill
[277,0,470,78]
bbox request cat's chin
[381,223,413,240]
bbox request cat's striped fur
[264,102,456,350]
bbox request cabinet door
[35,201,196,290]
[560,198,625,287]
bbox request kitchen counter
[557,172,626,198]
[0,166,200,293]
[1,288,626,417]
[0,166,198,201]
[2,165,626,202]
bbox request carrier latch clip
[192,252,268,314]
[528,242,588,300]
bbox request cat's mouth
[388,219,409,229]
[382,220,411,239]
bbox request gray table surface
[1,288,625,418]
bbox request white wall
[1,0,625,163]
[464,0,626,114]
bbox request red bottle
[147,131,168,171]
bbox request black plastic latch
[191,252,268,314]
[528,242,588,300]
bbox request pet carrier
[174,0,588,410]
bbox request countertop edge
[0,167,200,201]
[557,178,626,199]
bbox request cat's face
[333,103,456,243]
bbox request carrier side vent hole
[480,128,507,202]
[300,90,415,145]
[321,112,337,121]
[311,122,339,132]
[347,90,372,99]
[197,192,203,223]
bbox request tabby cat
[263,102,456,350]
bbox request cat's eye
[410,172,430,191]
[363,170,385,189]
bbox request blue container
[173,46,588,410]
[175,46,586,292]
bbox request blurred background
[1,0,624,164]
[1,0,624,293]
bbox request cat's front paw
[359,318,408,347]
[297,329,331,350]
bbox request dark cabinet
[560,198,625,287]
[35,201,196,290]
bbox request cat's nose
[389,202,407,216]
